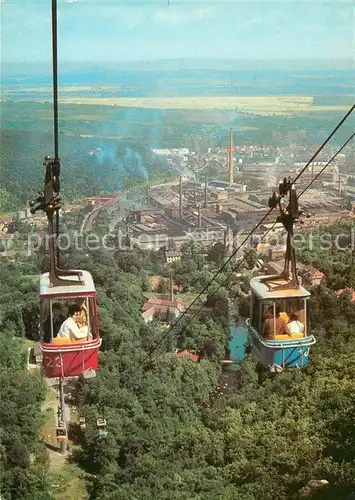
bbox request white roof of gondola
[250,275,310,300]
[40,270,96,297]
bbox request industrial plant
[113,130,354,254]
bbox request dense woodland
[0,127,164,211]
[0,215,355,499]
[298,221,355,290]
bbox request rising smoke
[93,141,149,192]
[123,147,148,181]
[266,165,278,189]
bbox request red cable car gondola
[29,0,103,381]
[39,270,102,378]
[31,154,102,380]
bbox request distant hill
[2,58,353,84]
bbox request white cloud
[152,7,215,24]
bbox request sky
[1,0,354,65]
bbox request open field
[37,95,352,115]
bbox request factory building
[120,163,352,254]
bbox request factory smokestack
[179,176,183,219]
[169,273,174,302]
[204,173,208,208]
[198,204,201,228]
[229,128,234,185]
[146,183,150,206]
[194,182,197,206]
[338,173,342,197]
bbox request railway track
[80,199,116,234]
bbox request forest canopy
[0,216,354,499]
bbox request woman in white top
[287,310,305,335]
[57,304,88,341]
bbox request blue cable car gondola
[246,178,316,371]
[96,419,107,439]
[246,276,316,370]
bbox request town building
[263,260,325,287]
[176,350,198,361]
[141,297,184,323]
[164,250,182,263]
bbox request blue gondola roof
[250,276,310,300]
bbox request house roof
[176,350,198,361]
[142,296,183,311]
[0,216,13,224]
[268,260,325,281]
[340,212,354,220]
[335,288,355,302]
[300,266,325,280]
[142,308,155,319]
[165,251,181,257]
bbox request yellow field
[51,95,350,114]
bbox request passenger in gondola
[263,306,288,338]
[43,303,65,342]
[279,310,290,324]
[287,310,305,335]
[57,304,88,341]
[75,298,87,327]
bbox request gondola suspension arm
[29,0,82,286]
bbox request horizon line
[2,59,353,77]
[2,57,354,64]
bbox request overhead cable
[51,0,61,264]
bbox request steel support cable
[51,0,60,265]
[122,107,354,381]
[51,0,59,160]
